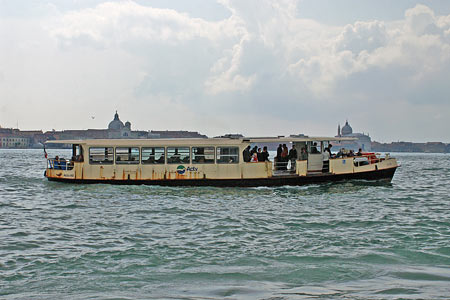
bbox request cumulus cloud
[1,1,449,141]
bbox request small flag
[44,145,48,159]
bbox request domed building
[336,120,372,151]
[341,121,353,136]
[41,111,207,142]
[107,111,148,139]
[108,111,125,130]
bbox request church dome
[108,111,124,130]
[341,120,353,135]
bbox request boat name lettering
[176,166,198,174]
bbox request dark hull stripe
[47,167,397,187]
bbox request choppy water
[0,149,449,299]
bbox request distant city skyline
[1,0,450,143]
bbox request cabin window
[142,147,165,164]
[217,147,239,164]
[192,147,215,164]
[167,147,190,164]
[115,147,140,164]
[89,147,114,164]
[72,144,84,162]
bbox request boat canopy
[45,136,356,146]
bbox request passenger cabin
[44,136,398,186]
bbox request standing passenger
[261,146,270,162]
[289,145,298,170]
[311,142,319,153]
[325,144,332,157]
[276,144,282,169]
[322,148,330,172]
[300,147,308,160]
[281,144,289,170]
[257,148,263,162]
[243,146,251,162]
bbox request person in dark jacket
[243,145,251,162]
[261,146,270,162]
[257,148,263,162]
[325,144,333,157]
[276,144,282,169]
[288,145,298,170]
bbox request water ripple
[0,150,449,299]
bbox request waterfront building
[0,136,30,148]
[336,120,372,151]
[0,112,207,148]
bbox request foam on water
[0,150,449,299]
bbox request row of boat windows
[89,146,240,165]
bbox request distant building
[46,111,153,140]
[0,136,30,148]
[0,127,36,148]
[151,130,207,139]
[371,141,450,153]
[335,120,372,151]
[0,111,208,148]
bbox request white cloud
[1,1,449,141]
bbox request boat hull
[46,166,397,187]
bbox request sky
[0,0,449,143]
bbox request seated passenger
[195,156,205,163]
[356,148,363,156]
[251,153,258,162]
[170,149,181,163]
[156,155,165,163]
[59,158,67,169]
[53,156,60,169]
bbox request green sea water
[0,149,449,299]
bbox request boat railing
[273,161,297,175]
[329,152,392,167]
[47,158,74,171]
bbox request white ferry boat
[44,136,398,187]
